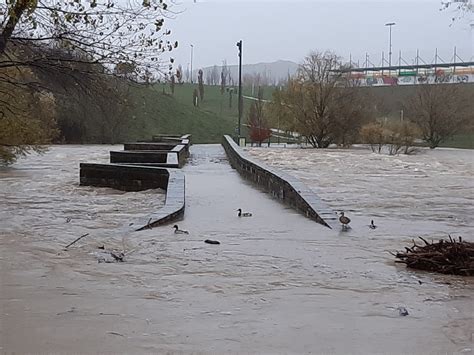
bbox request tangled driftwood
[394,236,474,276]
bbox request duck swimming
[369,220,377,229]
[237,208,252,217]
[339,212,351,230]
[173,225,189,234]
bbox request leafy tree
[0,86,58,165]
[247,87,271,146]
[142,68,155,86]
[360,122,387,153]
[198,69,204,101]
[220,60,227,94]
[227,87,234,108]
[285,51,342,148]
[0,0,177,164]
[270,51,371,148]
[406,84,472,148]
[92,77,134,143]
[0,0,176,69]
[210,65,219,85]
[359,121,420,155]
[267,87,296,134]
[32,45,135,144]
[170,74,175,95]
[114,62,137,80]
[228,69,234,87]
[331,85,373,147]
[176,65,183,84]
[441,0,473,21]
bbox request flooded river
[1,144,473,354]
[246,146,474,236]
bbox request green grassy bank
[125,85,235,143]
[121,82,472,148]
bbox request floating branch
[394,236,473,276]
[65,233,90,249]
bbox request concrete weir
[222,135,337,228]
[79,134,190,230]
[80,163,185,230]
[111,135,190,168]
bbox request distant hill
[200,60,299,85]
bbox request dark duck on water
[237,208,252,217]
[173,225,189,234]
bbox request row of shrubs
[359,121,420,155]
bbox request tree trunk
[0,0,29,54]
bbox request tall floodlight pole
[236,40,243,139]
[190,44,194,83]
[385,22,396,74]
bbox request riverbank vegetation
[266,51,473,152]
[0,0,179,165]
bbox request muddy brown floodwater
[1,144,473,354]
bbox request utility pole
[453,46,456,83]
[382,51,385,76]
[385,22,396,75]
[236,40,243,140]
[190,44,194,83]
[415,49,419,84]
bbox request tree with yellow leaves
[0,0,178,164]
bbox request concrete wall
[152,134,191,144]
[80,134,191,230]
[124,143,177,151]
[118,135,191,167]
[80,163,185,229]
[135,170,185,230]
[110,151,168,164]
[79,134,192,230]
[222,135,337,228]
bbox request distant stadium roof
[334,61,474,73]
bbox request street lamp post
[385,22,396,74]
[190,44,194,83]
[236,40,243,140]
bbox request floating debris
[110,252,125,262]
[97,250,125,263]
[394,236,473,276]
[64,233,90,249]
[397,306,409,316]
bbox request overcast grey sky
[165,0,473,69]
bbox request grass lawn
[123,84,237,143]
[124,83,472,149]
[153,83,277,141]
[439,134,474,149]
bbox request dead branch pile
[394,236,474,276]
